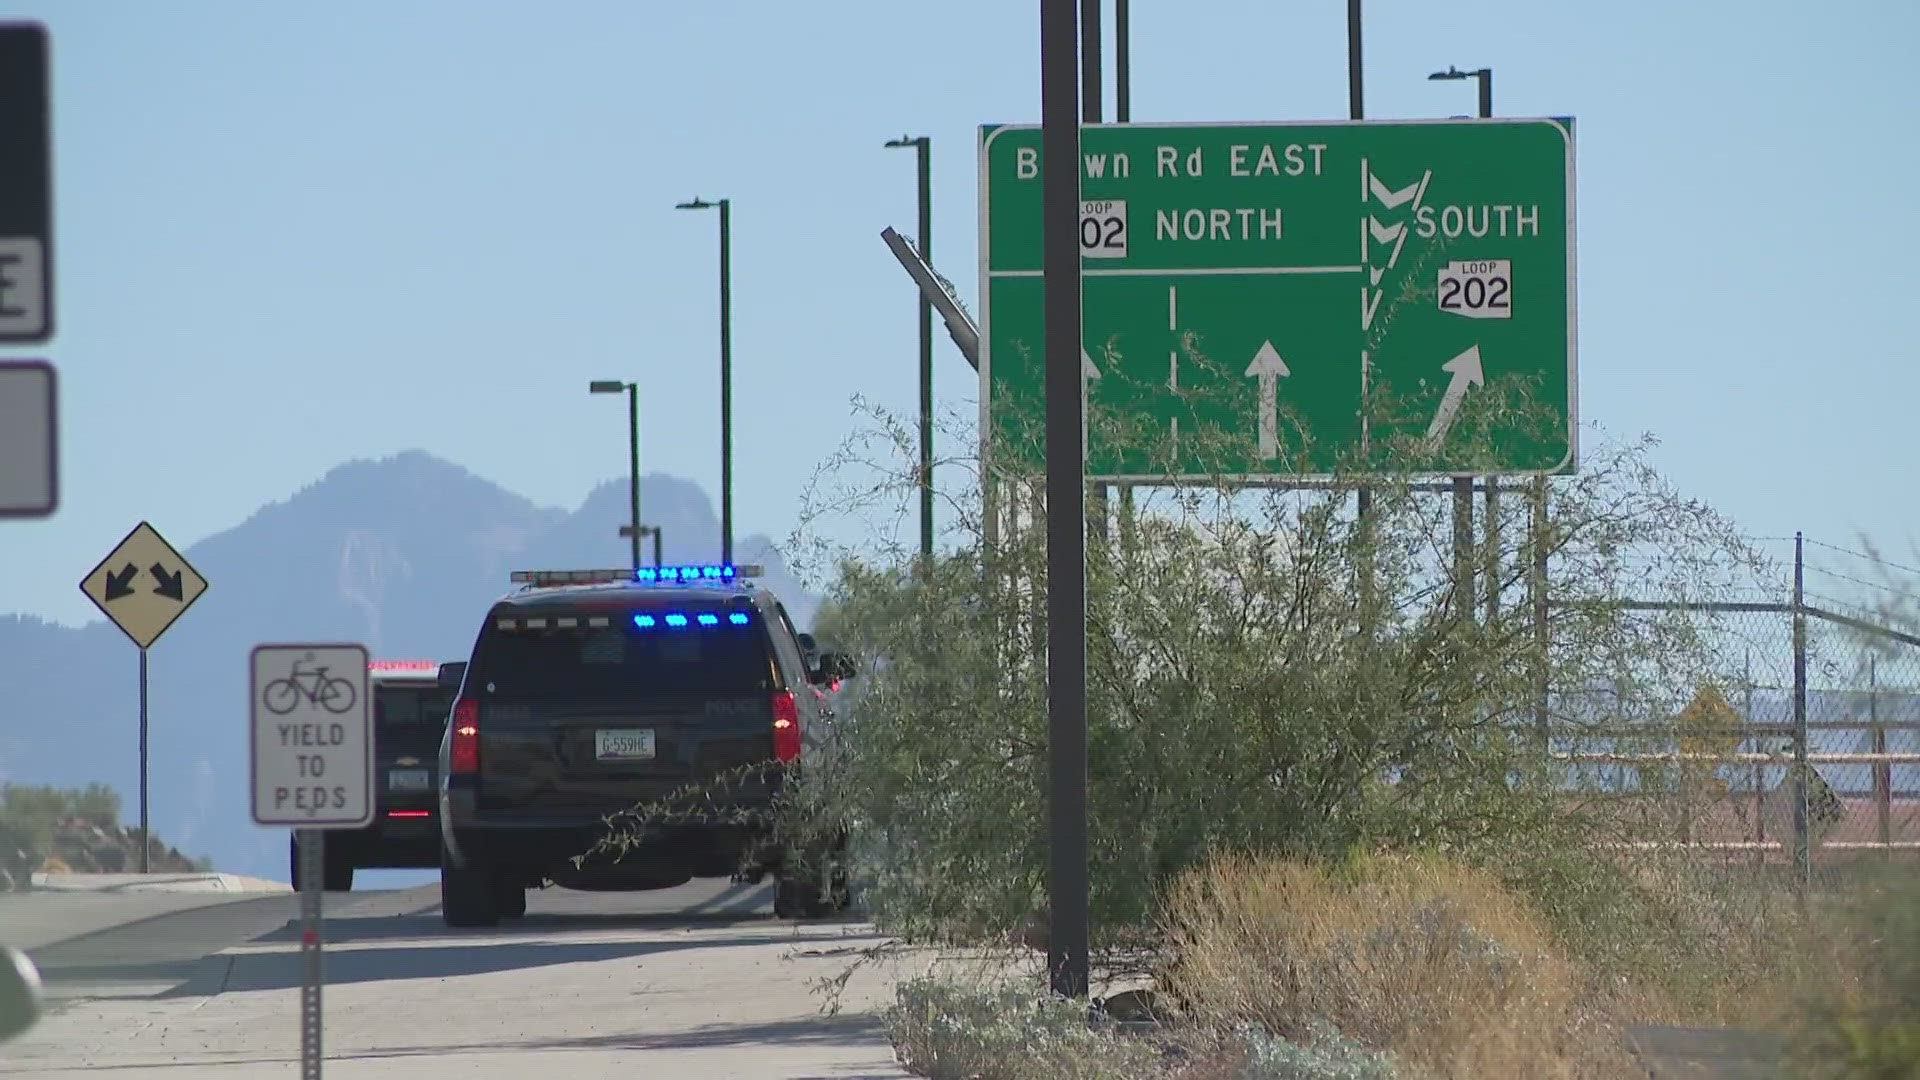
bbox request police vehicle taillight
[450,699,481,774]
[772,691,801,763]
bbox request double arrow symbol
[1360,162,1432,333]
[104,562,186,603]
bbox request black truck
[289,660,454,891]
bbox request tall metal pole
[1347,0,1364,120]
[1351,0,1367,526]
[1453,480,1473,624]
[718,198,733,567]
[627,384,642,574]
[1791,531,1810,893]
[138,647,149,874]
[916,139,935,562]
[1042,0,1089,1002]
[1113,0,1131,528]
[1476,71,1497,626]
[1081,0,1107,545]
[1349,0,1375,624]
[1081,0,1102,121]
[1872,656,1890,854]
[1530,476,1549,750]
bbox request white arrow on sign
[1080,348,1102,459]
[1243,340,1291,460]
[1424,344,1485,449]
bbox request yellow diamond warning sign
[79,521,208,649]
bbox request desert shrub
[1788,865,1920,1078]
[1157,852,1640,1079]
[0,783,123,856]
[779,390,1766,967]
[888,975,1163,1080]
[1239,1022,1401,1080]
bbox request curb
[27,872,292,895]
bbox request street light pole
[677,196,734,566]
[1041,0,1088,1003]
[886,135,935,562]
[590,380,642,573]
[1428,64,1495,624]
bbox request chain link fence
[1547,540,1920,891]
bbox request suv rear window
[470,611,777,697]
[376,683,456,728]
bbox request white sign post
[250,643,372,1080]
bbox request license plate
[595,728,655,762]
[388,768,431,792]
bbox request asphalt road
[3,879,913,1078]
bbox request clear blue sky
[1,0,1914,625]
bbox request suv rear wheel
[773,871,848,919]
[772,839,850,920]
[493,875,527,919]
[440,860,501,928]
[289,835,355,892]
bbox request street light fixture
[676,195,733,566]
[884,135,935,563]
[590,380,642,573]
[1427,65,1492,119]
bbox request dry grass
[1156,852,1643,1080]
[1776,865,1920,1078]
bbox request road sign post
[297,827,324,1080]
[251,642,372,1080]
[78,522,210,873]
[978,118,1577,482]
[0,360,55,519]
[0,22,53,344]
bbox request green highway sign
[978,118,1577,480]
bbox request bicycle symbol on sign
[262,657,357,715]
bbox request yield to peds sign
[251,644,373,828]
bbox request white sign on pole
[250,644,373,829]
[0,360,55,518]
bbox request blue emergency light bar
[633,563,761,583]
[632,609,755,630]
[510,563,763,588]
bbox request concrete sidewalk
[3,882,917,1079]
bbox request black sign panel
[0,23,51,343]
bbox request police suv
[434,563,855,927]
[289,659,455,892]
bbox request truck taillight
[450,699,480,774]
[772,691,801,763]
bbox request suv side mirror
[814,651,857,684]
[0,946,43,1044]
[437,661,467,690]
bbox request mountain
[0,451,819,878]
